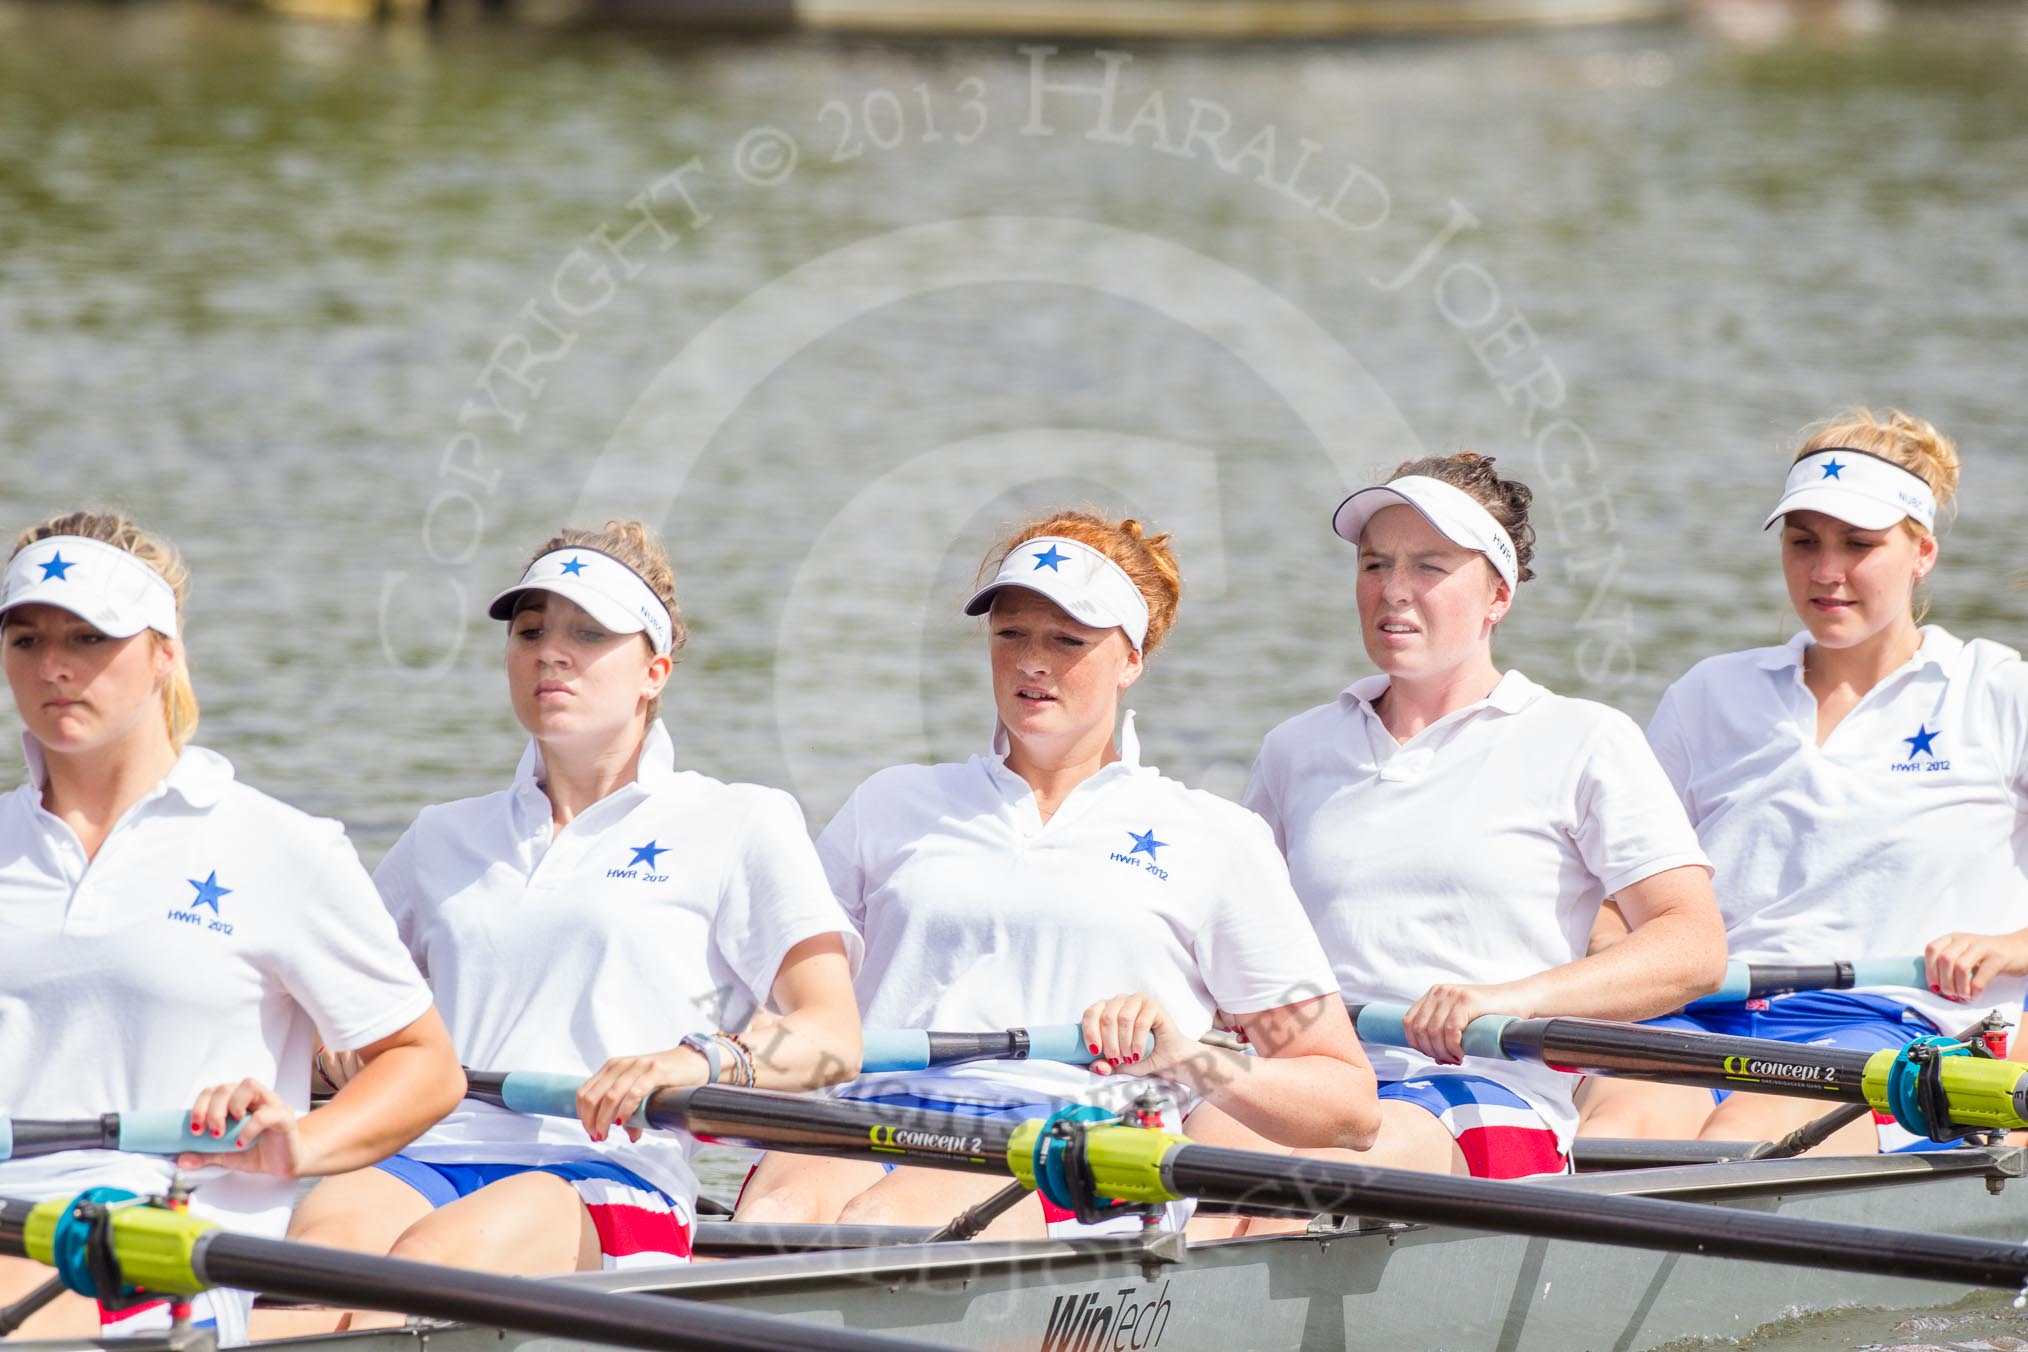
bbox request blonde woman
[0,512,460,1343]
[1580,411,2028,1151]
[288,521,861,1282]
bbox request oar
[1688,957,1926,1008]
[0,1195,944,1352]
[475,1077,2028,1290]
[0,1114,255,1162]
[1349,1004,2026,1137]
[859,1026,1151,1074]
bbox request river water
[2,2,2026,1346]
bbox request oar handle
[858,1025,1156,1075]
[114,1112,253,1157]
[1353,1004,1517,1060]
[1689,957,1927,1008]
[476,1073,648,1130]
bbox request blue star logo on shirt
[187,871,232,913]
[1127,828,1167,861]
[1903,724,1940,760]
[559,556,587,577]
[628,840,668,869]
[1031,545,1069,571]
[1820,458,1846,480]
[38,551,75,581]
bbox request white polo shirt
[1649,626,2028,1033]
[1245,671,1709,1146]
[827,719,1341,1110]
[0,737,434,1234]
[379,721,859,1209]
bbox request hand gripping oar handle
[859,1025,1153,1074]
[0,1195,944,1352]
[460,1072,649,1130]
[1,1113,270,1163]
[1688,957,1927,1008]
[1350,1004,2028,1133]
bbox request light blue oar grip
[116,1112,245,1156]
[1355,1005,1518,1061]
[1852,957,1927,991]
[1026,1025,1094,1064]
[1688,960,1755,1009]
[497,1073,647,1130]
[860,1030,931,1074]
[0,1118,12,1163]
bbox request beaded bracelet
[714,1031,756,1088]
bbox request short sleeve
[370,824,426,971]
[1239,745,1287,855]
[1192,807,1338,1015]
[1974,649,2028,807]
[715,789,863,1010]
[1644,681,1697,817]
[814,785,869,930]
[276,821,436,1053]
[1572,711,1711,899]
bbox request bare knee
[733,1186,826,1225]
[386,1221,467,1271]
[833,1190,905,1228]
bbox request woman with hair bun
[1194,454,1726,1206]
[0,512,461,1343]
[287,520,861,1290]
[1580,410,2028,1151]
[735,509,1378,1235]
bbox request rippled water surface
[3,2,2027,1345]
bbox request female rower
[1190,453,1725,1205]
[735,510,1379,1237]
[288,521,861,1282]
[0,512,460,1343]
[1578,409,2028,1151]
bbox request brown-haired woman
[286,520,861,1291]
[735,509,1378,1236]
[1579,410,2028,1152]
[0,512,461,1342]
[1191,454,1725,1211]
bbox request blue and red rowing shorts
[374,1154,692,1268]
[1378,1075,1568,1179]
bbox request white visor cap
[1332,475,1520,589]
[1762,449,1938,534]
[487,548,674,654]
[0,536,179,639]
[962,536,1151,652]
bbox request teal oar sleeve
[1689,960,1755,1008]
[115,1112,247,1156]
[860,1030,931,1074]
[498,1073,646,1129]
[1025,1025,1093,1065]
[1355,1005,1517,1061]
[0,1118,11,1162]
[1852,957,1927,990]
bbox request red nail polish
[1088,1043,1099,1054]
[211,1128,223,1138]
[1129,1053,1141,1064]
[1108,1057,1120,1066]
[1931,985,1941,993]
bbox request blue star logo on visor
[1820,459,1846,480]
[38,552,74,581]
[1903,724,1940,760]
[187,871,232,913]
[628,840,668,869]
[559,556,587,577]
[1031,545,1069,571]
[1127,828,1168,861]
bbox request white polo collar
[17,732,233,811]
[1754,625,1962,677]
[987,708,1144,771]
[511,719,679,825]
[1340,669,1540,718]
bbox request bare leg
[0,1253,100,1340]
[835,1166,1047,1240]
[732,1152,887,1225]
[1183,1100,1466,1238]
[387,1172,601,1274]
[1575,1078,1721,1141]
[1699,1090,1879,1156]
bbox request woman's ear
[1487,575,1513,626]
[1117,640,1146,691]
[1914,531,1940,579]
[643,650,674,699]
[151,634,180,683]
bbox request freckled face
[987,588,1141,760]
[1355,505,1508,682]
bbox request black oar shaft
[1501,1016,1876,1101]
[1159,1146,2028,1289]
[0,1202,941,1352]
[2,1116,120,1159]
